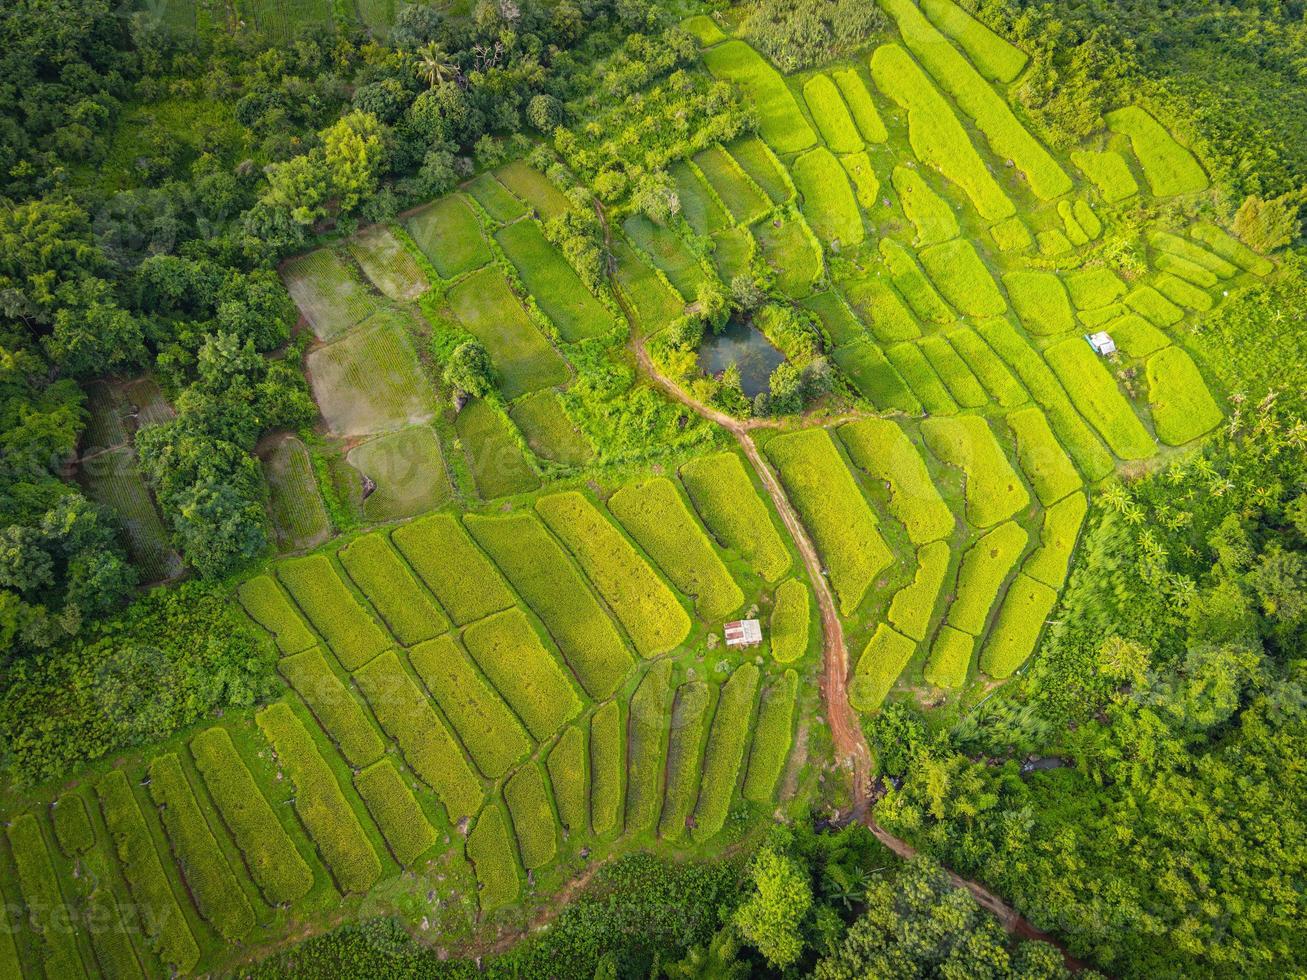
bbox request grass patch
[1003,270,1074,335]
[1043,337,1157,459]
[919,239,1007,317]
[839,418,953,544]
[946,520,1028,635]
[626,661,674,834]
[679,452,792,583]
[263,435,330,552]
[742,669,798,803]
[623,214,707,300]
[753,213,823,298]
[467,803,520,912]
[833,339,923,414]
[924,625,973,689]
[888,540,951,641]
[979,573,1058,678]
[803,73,863,153]
[281,248,376,342]
[190,727,314,906]
[727,136,793,204]
[536,491,692,659]
[609,477,743,622]
[409,633,531,779]
[353,651,484,822]
[504,763,557,870]
[496,219,616,342]
[770,578,811,664]
[447,267,570,400]
[590,701,624,836]
[921,0,1027,82]
[1146,346,1222,445]
[348,224,428,301]
[494,160,571,220]
[338,532,449,646]
[832,68,887,142]
[702,41,816,154]
[509,390,593,465]
[921,416,1030,529]
[459,608,584,743]
[696,145,771,224]
[880,239,953,324]
[353,760,437,867]
[945,327,1028,408]
[793,146,864,246]
[391,513,515,626]
[455,399,540,500]
[692,662,760,842]
[850,625,916,713]
[886,342,959,415]
[1065,267,1127,310]
[1070,148,1139,203]
[467,173,526,223]
[869,43,1015,221]
[892,166,958,246]
[468,511,636,700]
[237,574,317,656]
[1105,106,1208,197]
[276,554,390,670]
[279,648,385,768]
[547,726,588,837]
[920,335,990,408]
[1006,406,1081,505]
[347,425,455,523]
[1025,491,1087,589]
[658,681,711,841]
[764,428,893,616]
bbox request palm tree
[415,42,456,89]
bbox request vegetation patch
[945,327,1029,408]
[7,812,86,977]
[1153,272,1214,312]
[742,669,798,803]
[793,147,864,246]
[1024,491,1088,589]
[1043,337,1157,460]
[1189,222,1273,276]
[769,578,811,664]
[839,418,953,544]
[281,248,376,342]
[850,624,916,713]
[547,726,588,837]
[888,540,952,641]
[466,803,520,912]
[658,682,712,841]
[1005,406,1081,505]
[946,520,1028,635]
[496,220,616,342]
[1003,270,1074,335]
[510,391,594,466]
[1146,346,1223,444]
[391,514,515,626]
[338,533,448,646]
[679,452,792,583]
[692,662,760,842]
[840,151,881,210]
[348,224,428,301]
[1107,314,1170,358]
[505,762,558,870]
[1105,106,1208,196]
[674,160,730,236]
[279,648,385,768]
[978,572,1059,677]
[612,238,686,336]
[455,399,541,500]
[919,240,1007,317]
[407,195,493,281]
[1070,149,1139,202]
[51,794,94,857]
[353,760,438,867]
[77,445,180,583]
[276,555,390,670]
[921,415,1030,528]
[924,624,973,689]
[701,41,817,154]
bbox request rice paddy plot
[306,312,436,438]
[279,648,385,767]
[879,239,954,325]
[701,41,816,154]
[467,804,520,912]
[495,160,572,221]
[509,390,593,465]
[455,398,540,500]
[589,701,624,836]
[921,0,1028,83]
[1106,314,1170,358]
[83,380,128,451]
[496,220,616,342]
[282,248,377,341]
[504,763,557,869]
[625,661,674,834]
[1070,148,1140,203]
[1189,222,1273,277]
[888,540,952,641]
[466,172,527,223]
[924,625,973,689]
[348,224,428,301]
[682,13,728,46]
[839,273,921,343]
[803,74,863,154]
[658,682,711,841]
[1145,346,1222,445]
[678,451,792,583]
[77,446,182,582]
[839,418,954,545]
[337,532,448,646]
[989,216,1033,253]
[802,290,864,347]
[1005,405,1081,506]
[1148,230,1238,279]
[1065,267,1128,311]
[919,240,1007,317]
[353,759,437,867]
[742,670,798,803]
[850,624,916,713]
[792,147,864,246]
[1105,106,1208,197]
[240,0,333,39]
[405,194,491,280]
[946,519,1028,635]
[673,160,731,236]
[1025,490,1087,589]
[885,342,959,416]
[612,238,685,337]
[1043,338,1157,460]
[712,227,754,282]
[832,68,887,143]
[921,415,1030,528]
[447,267,571,400]
[122,376,174,429]
[695,145,771,224]
[392,514,515,626]
[727,136,793,204]
[622,215,708,300]
[832,340,922,414]
[753,214,823,298]
[262,434,331,552]
[945,327,1028,408]
[1124,284,1185,327]
[1153,272,1213,312]
[840,152,880,211]
[1003,270,1075,335]
[892,166,959,246]
[979,572,1059,677]
[691,662,759,842]
[346,425,454,522]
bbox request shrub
[466,511,634,699]
[353,760,437,867]
[279,648,384,768]
[1124,284,1185,326]
[608,477,743,622]
[1070,149,1139,203]
[1024,491,1087,589]
[547,727,589,837]
[692,663,760,841]
[922,416,1030,528]
[590,701,624,836]
[1153,272,1214,312]
[7,813,85,976]
[975,316,1114,480]
[764,429,894,616]
[888,541,951,641]
[701,41,816,154]
[390,514,515,626]
[679,452,792,583]
[769,579,811,664]
[925,625,973,688]
[408,634,531,779]
[921,0,1027,82]
[658,682,712,841]
[460,608,584,743]
[946,520,1028,635]
[148,752,255,941]
[1148,230,1237,279]
[96,769,200,973]
[850,625,916,712]
[881,0,1070,200]
[51,793,94,856]
[1189,222,1273,277]
[535,493,691,659]
[190,727,314,906]
[256,702,382,894]
[920,335,990,408]
[839,418,953,544]
[945,327,1028,408]
[833,69,887,143]
[742,669,798,803]
[337,533,448,646]
[1065,268,1127,310]
[803,74,863,154]
[920,240,1007,317]
[1146,346,1223,445]
[1043,337,1157,460]
[1104,106,1208,197]
[792,147,864,246]
[352,651,483,822]
[276,555,390,670]
[467,803,520,912]
[886,342,959,415]
[979,573,1059,678]
[626,661,674,835]
[869,43,1014,221]
[1107,314,1170,358]
[880,239,954,324]
[504,762,558,870]
[1006,406,1081,505]
[1003,270,1074,335]
[237,575,317,655]
[891,166,958,246]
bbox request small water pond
[696,319,786,397]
